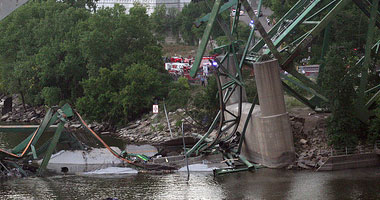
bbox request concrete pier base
[242,112,295,168]
[228,59,295,168]
[226,103,295,168]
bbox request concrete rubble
[2,94,368,176]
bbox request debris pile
[288,112,331,169]
[116,109,199,144]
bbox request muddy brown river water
[1,131,380,199]
[0,168,379,199]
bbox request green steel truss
[187,0,380,174]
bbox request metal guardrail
[329,143,378,156]
[375,140,380,148]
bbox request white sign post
[153,104,158,114]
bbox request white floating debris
[178,164,219,172]
[84,167,138,175]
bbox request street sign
[153,104,158,114]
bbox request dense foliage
[167,76,219,128]
[150,1,251,45]
[320,47,365,147]
[0,1,168,126]
[264,0,380,146]
[0,1,90,106]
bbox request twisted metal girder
[187,0,380,160]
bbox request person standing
[201,76,205,87]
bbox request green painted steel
[4,160,28,177]
[366,83,380,93]
[318,23,331,85]
[249,0,311,54]
[279,0,351,97]
[185,0,380,176]
[238,0,262,70]
[190,0,223,77]
[237,95,258,155]
[185,111,221,156]
[0,125,58,133]
[30,145,37,159]
[282,0,351,69]
[282,81,316,109]
[281,74,328,102]
[365,89,380,109]
[11,109,53,154]
[194,0,238,27]
[271,0,322,51]
[241,0,282,61]
[37,122,65,176]
[359,0,379,99]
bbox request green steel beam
[249,0,311,53]
[37,122,65,176]
[0,125,58,133]
[231,3,240,36]
[272,0,322,50]
[285,67,324,96]
[241,0,282,61]
[318,22,331,85]
[239,0,263,70]
[190,0,223,77]
[194,0,238,27]
[30,144,37,159]
[4,160,28,177]
[365,89,380,109]
[282,0,351,68]
[11,109,53,154]
[281,74,328,102]
[302,21,321,24]
[282,81,316,109]
[359,0,379,98]
[353,0,380,29]
[304,0,338,22]
[186,111,221,156]
[366,83,380,93]
[237,94,258,155]
[355,40,380,67]
[280,0,351,98]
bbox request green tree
[0,1,90,106]
[150,5,168,38]
[76,4,168,125]
[167,8,181,39]
[321,46,365,147]
[80,3,163,76]
[77,64,169,125]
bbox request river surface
[0,168,379,200]
[1,130,380,199]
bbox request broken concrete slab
[82,167,138,175]
[37,147,123,174]
[178,163,221,172]
[126,144,158,157]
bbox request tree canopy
[0,1,167,125]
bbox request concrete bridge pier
[241,59,295,168]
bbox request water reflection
[1,168,379,200]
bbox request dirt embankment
[289,108,331,169]
[1,96,332,171]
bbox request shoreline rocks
[0,95,333,170]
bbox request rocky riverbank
[0,95,333,170]
[288,110,331,170]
